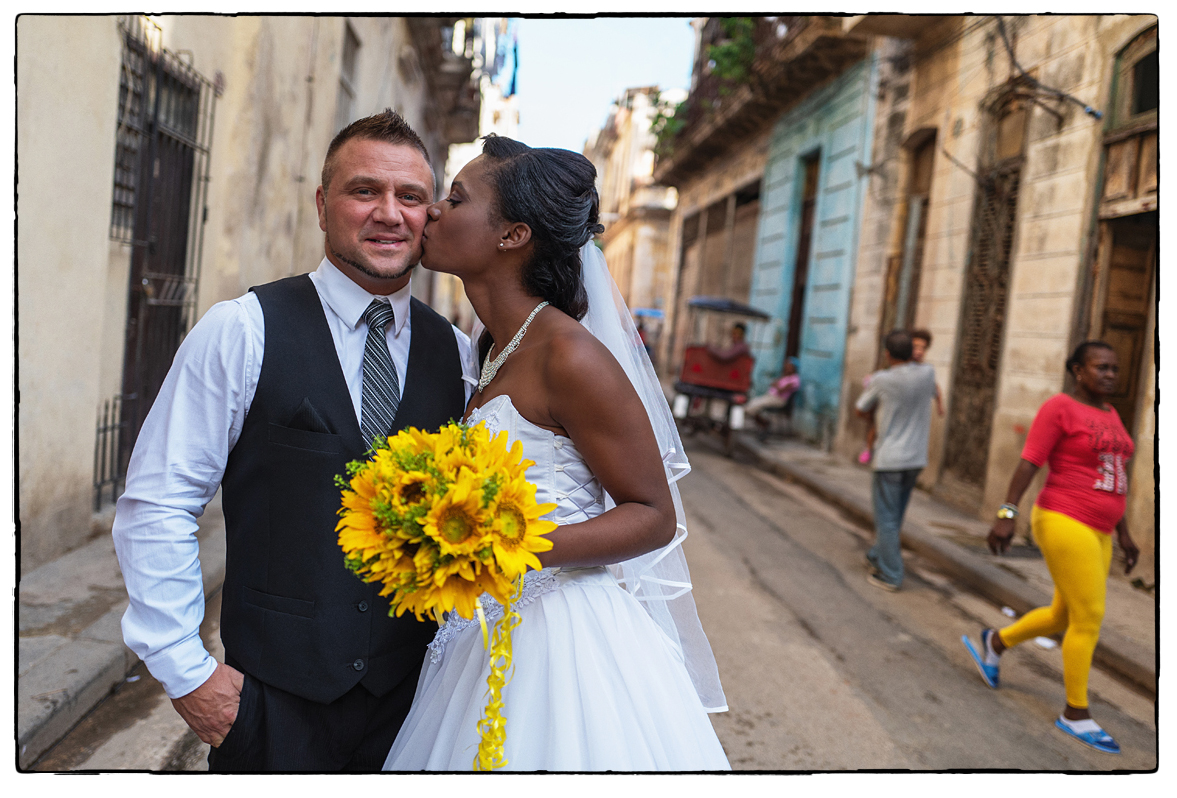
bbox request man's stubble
[325,230,418,284]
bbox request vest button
[352,659,365,671]
[357,601,369,612]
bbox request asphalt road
[31,439,1157,773]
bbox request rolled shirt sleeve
[112,296,260,699]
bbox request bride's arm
[535,327,677,569]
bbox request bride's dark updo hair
[480,134,604,321]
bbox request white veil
[576,242,727,713]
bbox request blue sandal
[961,631,1000,688]
[1054,718,1120,754]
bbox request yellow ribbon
[476,603,489,650]
[473,577,524,771]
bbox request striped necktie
[360,300,401,448]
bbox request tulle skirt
[384,567,730,772]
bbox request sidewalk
[16,494,227,770]
[732,433,1156,698]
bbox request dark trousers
[207,658,423,772]
[867,468,922,587]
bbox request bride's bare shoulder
[540,319,628,397]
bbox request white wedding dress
[384,394,730,771]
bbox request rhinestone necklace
[478,301,549,393]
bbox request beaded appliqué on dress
[428,569,560,663]
[468,401,503,436]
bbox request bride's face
[422,156,503,275]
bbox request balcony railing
[406,17,481,145]
[655,16,869,186]
[675,17,805,138]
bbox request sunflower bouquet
[335,421,557,769]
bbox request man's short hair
[733,322,748,333]
[910,328,932,345]
[884,329,914,361]
[320,109,432,192]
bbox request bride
[384,135,729,771]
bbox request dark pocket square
[287,397,333,434]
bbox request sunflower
[421,469,491,558]
[391,469,433,510]
[370,552,418,598]
[488,476,557,579]
[484,431,532,481]
[337,473,388,564]
[437,567,505,621]
[428,424,474,473]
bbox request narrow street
[32,439,1157,772]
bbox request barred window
[111,32,151,242]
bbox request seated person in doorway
[707,322,752,363]
[748,357,800,429]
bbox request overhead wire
[995,15,1104,120]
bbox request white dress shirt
[113,257,478,699]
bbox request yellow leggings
[997,506,1113,708]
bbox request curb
[17,611,139,769]
[732,435,1157,698]
[17,505,227,769]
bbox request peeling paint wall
[748,56,878,447]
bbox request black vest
[219,275,466,704]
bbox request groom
[113,110,475,771]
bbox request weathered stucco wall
[155,16,439,315]
[17,16,124,569]
[589,89,678,326]
[628,217,675,315]
[836,38,917,462]
[982,16,1117,517]
[660,129,771,374]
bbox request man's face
[316,138,434,294]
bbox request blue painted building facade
[747,55,879,444]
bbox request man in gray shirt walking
[855,330,938,591]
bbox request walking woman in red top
[962,341,1140,755]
